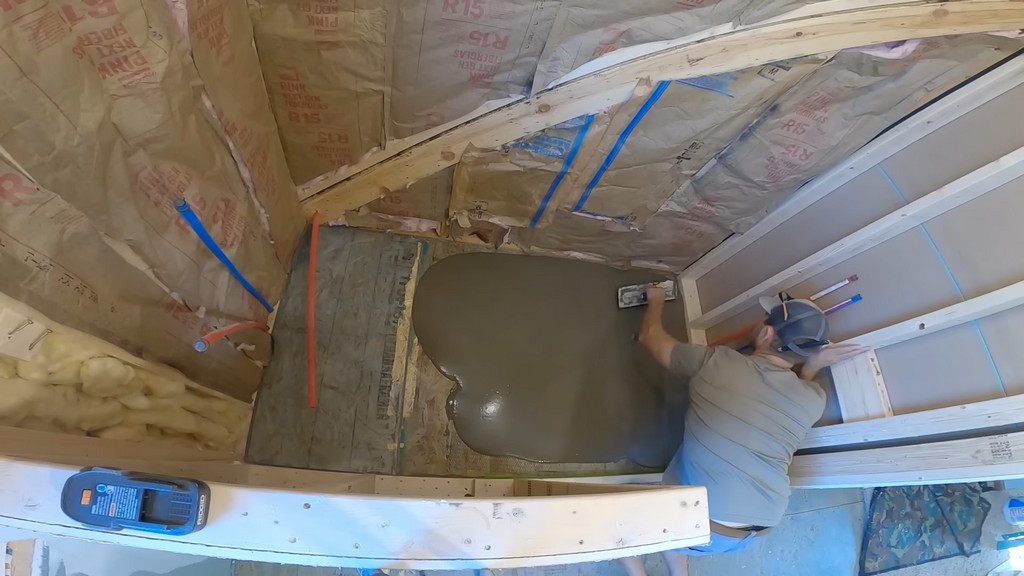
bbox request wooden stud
[842,279,1024,350]
[680,53,1024,281]
[678,276,707,345]
[791,431,1024,488]
[803,393,1024,450]
[690,145,1024,330]
[301,1,1024,220]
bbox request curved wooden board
[301,0,1024,221]
[0,457,709,569]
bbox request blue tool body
[61,467,210,535]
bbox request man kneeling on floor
[621,287,867,576]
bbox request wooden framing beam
[488,426,1024,487]
[690,145,1024,330]
[678,276,707,345]
[680,51,1024,281]
[803,393,1024,450]
[0,456,709,569]
[843,279,1024,349]
[790,431,1024,488]
[301,0,1024,221]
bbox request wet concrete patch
[412,252,686,466]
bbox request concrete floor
[680,488,1013,576]
[687,488,866,576]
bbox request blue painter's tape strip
[573,81,670,213]
[529,114,596,228]
[675,73,737,98]
[176,199,274,313]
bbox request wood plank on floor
[247,227,420,473]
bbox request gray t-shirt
[662,344,825,527]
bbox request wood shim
[790,431,1024,488]
[301,0,1024,221]
[681,52,1024,281]
[690,145,1024,330]
[0,456,709,569]
[830,350,893,423]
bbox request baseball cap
[758,296,830,356]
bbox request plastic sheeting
[531,0,810,91]
[0,0,294,398]
[248,0,388,183]
[559,58,824,228]
[512,36,1024,269]
[338,169,455,234]
[450,112,611,229]
[685,35,1022,234]
[0,160,266,401]
[390,0,561,138]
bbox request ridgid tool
[617,280,677,309]
[61,467,211,535]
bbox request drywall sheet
[918,177,1024,299]
[784,229,965,342]
[683,36,1023,235]
[182,0,305,266]
[412,252,686,466]
[0,0,285,323]
[390,0,560,138]
[698,168,904,311]
[340,169,454,234]
[881,82,1024,202]
[566,60,823,227]
[704,228,1004,415]
[0,161,264,401]
[700,230,968,345]
[532,0,806,91]
[977,306,1024,397]
[450,112,610,229]
[875,324,1005,414]
[879,82,1024,397]
[248,0,387,183]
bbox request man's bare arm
[639,287,681,368]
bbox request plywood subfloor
[247,227,420,474]
[247,229,649,477]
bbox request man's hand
[647,286,666,305]
[800,343,871,380]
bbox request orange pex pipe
[307,212,321,410]
[707,318,764,348]
[195,321,269,352]
[708,317,765,344]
